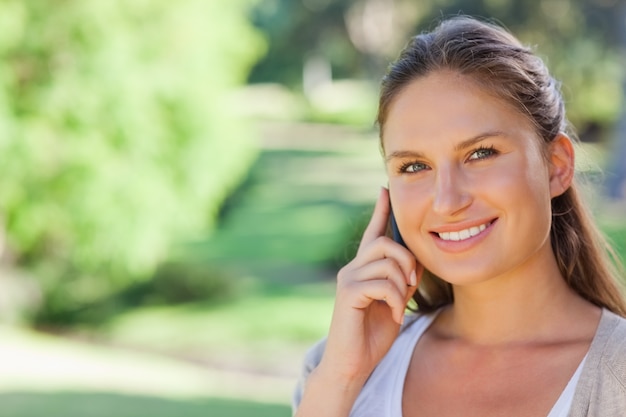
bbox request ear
[548,133,575,198]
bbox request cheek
[476,155,553,234]
[388,179,431,230]
[509,154,552,205]
[389,178,428,205]
[477,150,551,197]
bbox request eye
[399,161,429,174]
[468,145,498,161]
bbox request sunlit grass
[0,323,293,416]
[102,282,335,375]
[0,392,290,417]
[0,322,295,407]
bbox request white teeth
[438,222,490,241]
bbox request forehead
[381,71,540,153]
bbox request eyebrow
[385,130,505,163]
[454,131,505,151]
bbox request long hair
[378,16,626,316]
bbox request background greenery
[0,0,264,325]
[0,0,624,416]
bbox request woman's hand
[295,188,421,417]
[320,187,421,382]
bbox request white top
[294,309,626,416]
[349,312,587,417]
[546,353,587,417]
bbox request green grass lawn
[0,281,336,417]
[0,279,336,417]
[101,282,335,376]
[0,393,290,417]
[0,323,293,416]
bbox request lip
[430,218,498,253]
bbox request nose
[432,164,472,216]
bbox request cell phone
[389,207,407,248]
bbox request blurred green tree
[425,0,624,136]
[0,0,264,325]
[250,0,623,136]
[249,0,358,86]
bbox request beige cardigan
[293,309,626,416]
[568,308,626,416]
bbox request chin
[424,262,501,287]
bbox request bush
[0,0,264,326]
[137,261,237,306]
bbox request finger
[347,279,407,324]
[358,187,391,252]
[344,258,410,299]
[352,236,417,284]
[403,265,425,304]
[404,272,420,304]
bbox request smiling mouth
[436,220,495,242]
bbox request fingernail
[410,270,417,286]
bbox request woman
[292,16,626,417]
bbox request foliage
[250,0,624,132]
[126,261,238,306]
[0,0,264,325]
[250,0,362,86]
[429,0,624,131]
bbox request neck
[436,249,600,346]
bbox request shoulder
[291,337,326,412]
[567,309,626,416]
[592,309,626,370]
[598,309,626,382]
[291,311,431,413]
[297,311,430,373]
[299,337,327,380]
[583,309,626,383]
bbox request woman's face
[383,71,563,287]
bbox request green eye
[402,162,428,173]
[469,146,497,160]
